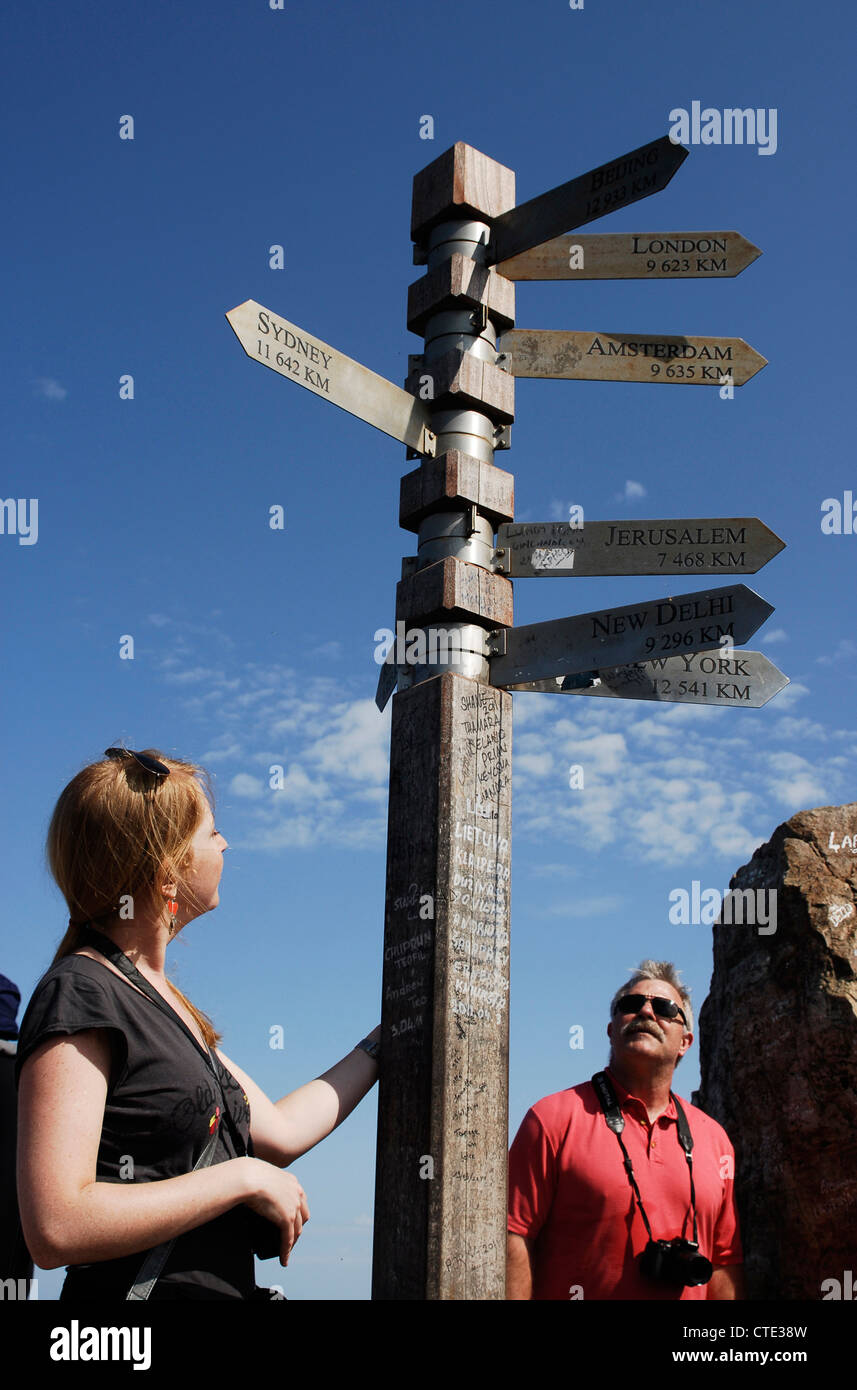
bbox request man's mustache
[622,1020,663,1040]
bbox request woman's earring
[167,897,179,936]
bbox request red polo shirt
[508,1070,742,1300]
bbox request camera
[639,1237,713,1287]
[241,1205,282,1261]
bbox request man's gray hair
[610,960,694,1056]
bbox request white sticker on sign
[531,547,575,570]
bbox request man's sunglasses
[613,993,688,1026]
[105,747,171,778]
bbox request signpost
[225,134,785,1302]
[226,299,436,455]
[505,649,789,709]
[497,328,767,385]
[496,230,761,280]
[487,135,687,265]
[494,518,785,577]
[487,584,774,688]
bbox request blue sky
[3,0,855,1300]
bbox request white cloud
[514,751,555,779]
[762,751,828,808]
[304,699,389,784]
[769,680,808,712]
[510,681,857,868]
[270,763,330,804]
[163,666,231,686]
[761,628,788,644]
[817,639,857,666]
[528,862,581,879]
[230,773,264,799]
[311,641,343,660]
[202,742,244,763]
[33,377,67,400]
[773,717,827,742]
[768,774,829,807]
[561,731,628,776]
[615,479,647,502]
[510,693,553,727]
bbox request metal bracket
[470,303,488,334]
[412,245,428,266]
[495,351,510,374]
[491,547,511,575]
[494,424,512,450]
[408,355,424,373]
[407,425,437,460]
[486,628,507,657]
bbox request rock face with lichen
[695,804,857,1300]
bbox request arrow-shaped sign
[495,230,762,280]
[226,299,436,455]
[487,135,688,267]
[505,649,788,709]
[488,584,774,687]
[496,329,766,386]
[495,518,785,577]
[375,658,399,713]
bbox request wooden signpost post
[225,134,785,1301]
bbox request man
[507,960,743,1300]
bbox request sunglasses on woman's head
[613,993,688,1026]
[105,747,171,778]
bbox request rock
[695,803,857,1300]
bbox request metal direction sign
[487,135,688,267]
[226,299,436,455]
[495,230,762,281]
[496,329,766,386]
[375,658,399,713]
[496,518,785,577]
[505,649,788,709]
[489,584,774,688]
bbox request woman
[15,747,381,1300]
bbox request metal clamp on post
[491,545,510,575]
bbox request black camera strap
[591,1070,699,1246]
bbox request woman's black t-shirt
[15,954,257,1300]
